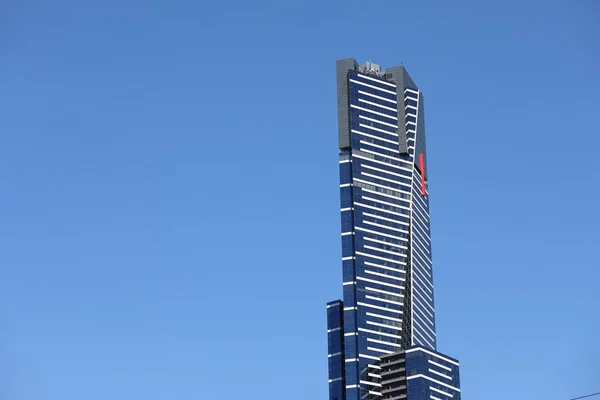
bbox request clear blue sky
[0,1,598,399]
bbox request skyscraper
[327,59,462,400]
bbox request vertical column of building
[327,300,346,400]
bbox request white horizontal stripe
[363,212,409,226]
[405,347,459,366]
[340,183,351,187]
[404,88,419,95]
[429,368,452,380]
[360,140,400,154]
[364,244,408,258]
[351,104,398,120]
[361,187,411,202]
[350,79,396,95]
[362,162,413,176]
[358,123,397,137]
[359,115,398,128]
[361,196,410,211]
[357,73,397,88]
[365,295,403,306]
[328,352,341,357]
[341,231,353,236]
[430,395,443,400]
[428,359,452,372]
[365,269,405,281]
[367,346,394,354]
[367,321,400,330]
[357,301,403,313]
[353,150,413,168]
[358,90,397,104]
[363,220,409,234]
[328,377,342,383]
[364,261,407,274]
[357,249,408,264]
[363,236,408,250]
[360,379,382,387]
[359,97,397,111]
[359,353,381,360]
[339,159,351,164]
[357,276,404,290]
[367,337,401,347]
[430,386,454,398]
[355,226,408,242]
[342,281,355,286]
[406,375,459,392]
[359,327,402,339]
[366,311,402,322]
[340,207,352,211]
[361,172,411,188]
[352,130,398,144]
[327,327,340,333]
[346,384,358,389]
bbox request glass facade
[328,59,461,400]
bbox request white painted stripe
[358,203,410,220]
[428,359,452,372]
[364,261,407,274]
[350,79,396,95]
[359,327,402,339]
[352,129,398,144]
[406,375,460,392]
[357,73,397,88]
[366,337,401,347]
[359,115,398,128]
[363,220,409,234]
[367,346,395,354]
[359,123,397,136]
[366,311,402,322]
[359,353,381,361]
[327,327,340,333]
[363,235,407,249]
[328,377,342,383]
[360,379,383,387]
[363,212,410,226]
[357,248,408,264]
[365,322,400,333]
[359,97,397,111]
[429,368,452,380]
[361,172,411,189]
[360,140,400,154]
[364,244,408,258]
[358,90,397,104]
[351,104,398,120]
[362,162,413,177]
[357,301,403,313]
[328,352,341,357]
[364,269,405,281]
[355,226,408,242]
[361,196,410,211]
[430,395,444,400]
[365,295,403,306]
[430,386,454,398]
[339,159,351,164]
[357,277,404,290]
[405,348,459,366]
[404,88,419,95]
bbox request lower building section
[326,302,461,400]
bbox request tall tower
[327,59,461,400]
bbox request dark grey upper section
[336,58,358,150]
[336,59,426,168]
[385,66,412,155]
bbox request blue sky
[0,0,598,399]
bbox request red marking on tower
[419,153,426,196]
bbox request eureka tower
[326,59,462,400]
